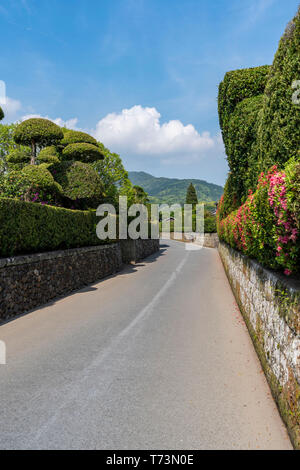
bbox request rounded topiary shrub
[61,129,98,147]
[14,118,64,164]
[37,155,60,165]
[37,145,61,164]
[218,65,270,137]
[0,106,4,121]
[6,147,32,164]
[0,165,62,205]
[227,94,264,200]
[21,165,63,203]
[62,142,104,163]
[38,145,60,158]
[50,161,104,209]
[257,7,300,170]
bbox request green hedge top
[0,106,4,121]
[218,65,270,131]
[0,198,105,257]
[62,142,104,163]
[14,118,64,147]
[226,94,265,200]
[6,147,32,164]
[257,6,300,170]
[50,161,103,208]
[61,129,98,147]
[39,145,60,158]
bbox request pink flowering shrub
[217,161,300,275]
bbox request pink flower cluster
[218,165,299,276]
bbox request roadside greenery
[217,7,300,276]
[0,197,105,257]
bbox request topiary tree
[14,118,64,165]
[62,142,104,163]
[0,106,4,121]
[61,129,98,147]
[186,183,198,205]
[49,161,104,209]
[0,164,62,205]
[6,147,32,165]
[257,7,300,171]
[37,145,61,164]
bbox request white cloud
[21,114,79,129]
[2,97,22,119]
[16,105,224,169]
[93,105,219,159]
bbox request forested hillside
[128,171,223,205]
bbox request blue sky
[0,0,299,186]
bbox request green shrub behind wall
[227,94,264,199]
[257,7,300,171]
[218,65,270,141]
[0,198,105,257]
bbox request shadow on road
[0,245,168,326]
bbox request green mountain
[128,171,223,205]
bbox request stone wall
[219,241,300,449]
[0,239,160,322]
[160,232,219,248]
[194,233,219,248]
[120,239,160,263]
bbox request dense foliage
[0,165,63,205]
[217,160,300,275]
[132,185,149,204]
[14,118,63,164]
[226,95,264,200]
[62,142,104,163]
[61,129,98,147]
[6,147,31,165]
[50,161,104,209]
[217,8,300,276]
[37,144,61,164]
[218,65,270,141]
[0,106,4,121]
[0,123,30,174]
[0,198,106,257]
[185,183,198,205]
[257,7,300,171]
[218,66,270,210]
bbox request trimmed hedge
[218,65,270,137]
[0,198,105,257]
[218,66,270,210]
[61,129,98,147]
[50,161,103,209]
[257,7,300,171]
[0,165,62,206]
[217,159,300,275]
[226,95,264,200]
[6,148,31,164]
[37,154,60,164]
[14,118,63,148]
[38,145,60,158]
[62,142,104,163]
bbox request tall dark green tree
[185,183,198,205]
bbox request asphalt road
[0,241,292,449]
